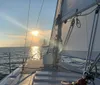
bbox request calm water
[0,46,100,80]
[0,46,43,75]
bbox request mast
[53,0,63,67]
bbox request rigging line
[36,0,44,28]
[85,12,96,71]
[89,53,100,71]
[63,18,75,50]
[29,1,45,59]
[85,12,97,71]
[85,15,89,49]
[24,0,31,50]
[29,0,45,48]
[77,7,97,16]
[22,0,31,73]
[23,0,31,61]
[88,6,100,64]
[78,2,100,17]
[85,6,100,71]
[76,17,81,28]
[62,5,97,20]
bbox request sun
[32,31,39,36]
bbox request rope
[21,0,45,76]
[89,53,100,74]
[24,0,31,54]
[30,0,44,47]
[78,7,97,16]
[85,15,89,50]
[63,18,75,49]
[22,0,31,74]
[76,16,81,28]
[85,5,100,71]
[21,0,45,75]
[36,0,44,28]
[77,1,100,17]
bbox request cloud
[0,39,25,47]
[39,30,51,38]
[27,29,51,46]
[7,34,25,39]
[0,33,25,47]
[0,29,51,47]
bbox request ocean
[0,46,100,80]
[0,46,36,80]
[0,46,48,80]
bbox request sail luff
[49,0,62,48]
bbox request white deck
[20,74,35,85]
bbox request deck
[19,58,82,85]
[19,58,43,85]
[22,59,43,74]
[0,56,83,85]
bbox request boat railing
[0,51,28,80]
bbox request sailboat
[0,0,100,85]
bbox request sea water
[0,46,100,80]
[0,46,44,80]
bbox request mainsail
[50,0,100,73]
[61,0,100,21]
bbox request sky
[0,0,57,47]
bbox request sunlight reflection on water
[30,46,41,60]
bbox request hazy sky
[0,0,57,47]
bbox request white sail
[62,0,100,21]
[50,0,100,73]
[62,6,100,58]
[51,0,100,57]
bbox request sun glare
[32,31,39,36]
